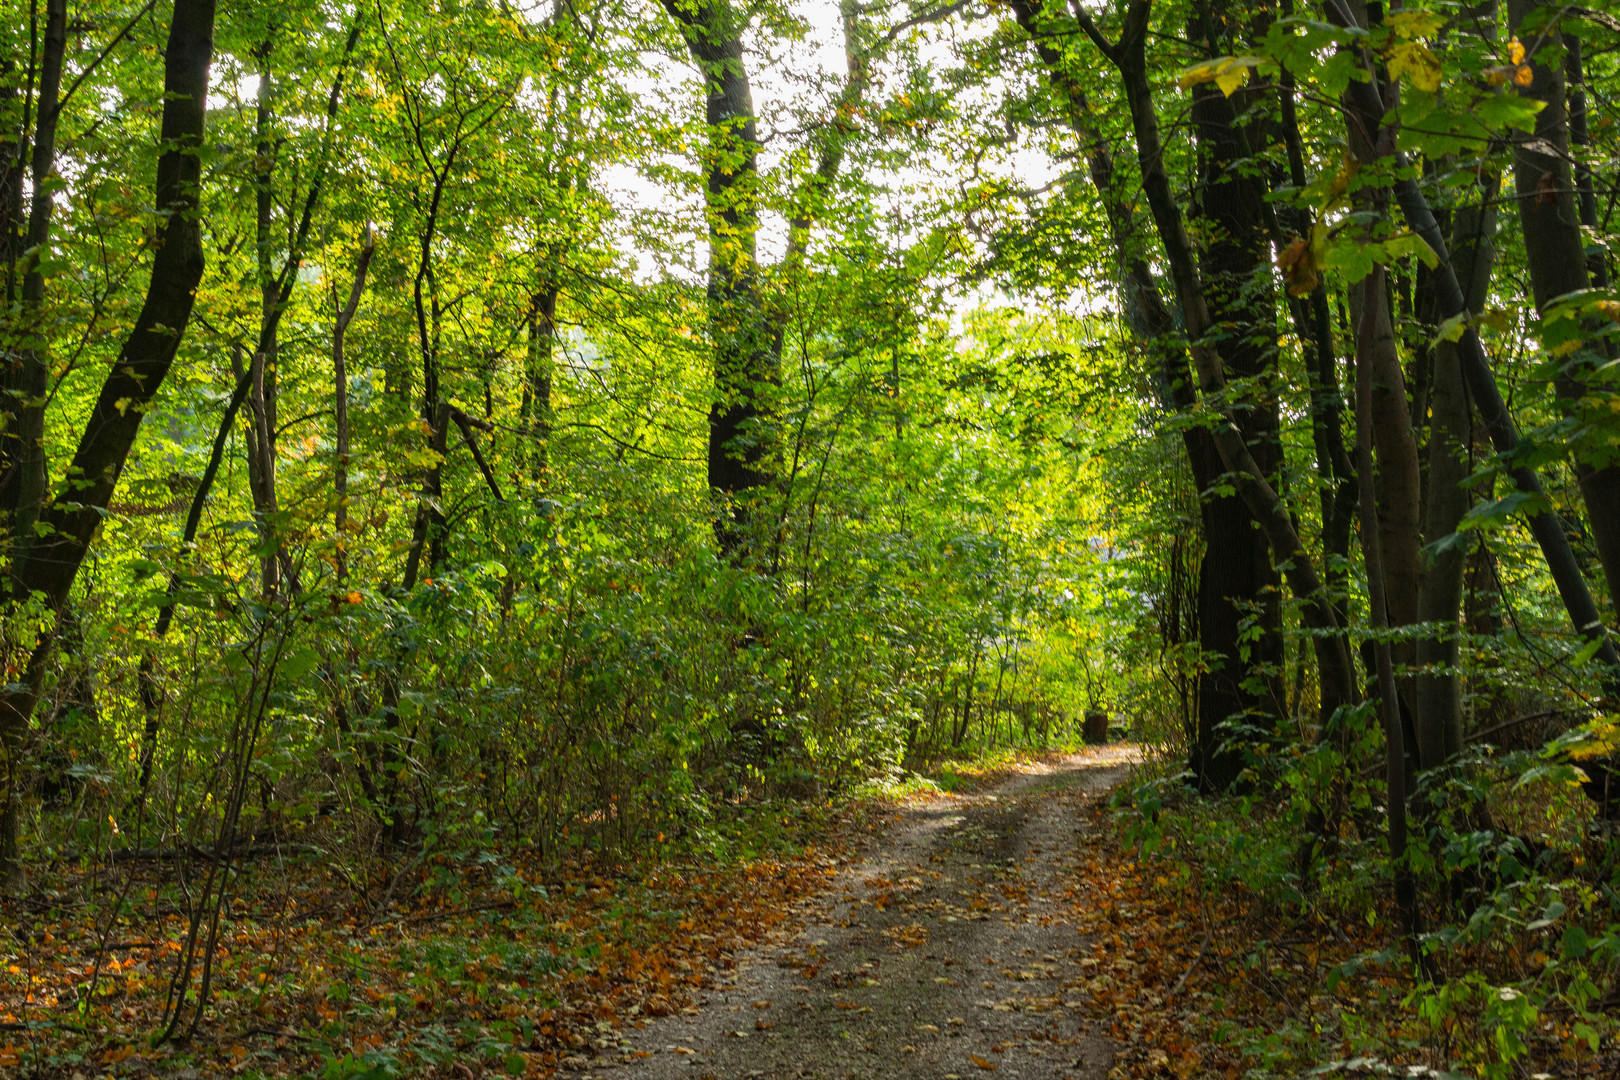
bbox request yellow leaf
[1389,41,1443,93]
[1388,10,1447,38]
[1178,62,1220,91]
[1434,313,1469,344]
[1509,36,1526,65]
[1215,64,1249,97]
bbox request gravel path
[589,747,1140,1080]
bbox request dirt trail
[590,747,1140,1080]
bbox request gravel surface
[589,747,1140,1080]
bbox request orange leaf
[971,1054,998,1071]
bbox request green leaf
[1476,93,1545,133]
[1383,232,1439,269]
[1431,312,1469,346]
[1527,900,1565,931]
[1458,490,1552,532]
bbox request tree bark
[1355,278,1424,961]
[333,228,375,585]
[662,0,775,556]
[1413,192,1497,772]
[1011,0,1292,789]
[521,277,558,494]
[1075,1,1359,731]
[1186,74,1288,787]
[0,0,218,884]
[0,0,67,561]
[1324,0,1620,710]
[1507,0,1620,624]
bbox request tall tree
[0,0,219,882]
[661,0,776,556]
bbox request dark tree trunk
[1074,1,1359,744]
[333,229,374,585]
[1508,0,1620,623]
[249,44,283,598]
[662,0,775,557]
[1325,0,1620,783]
[1186,78,1287,789]
[0,0,67,559]
[1413,191,1497,772]
[1010,0,1292,791]
[521,278,558,493]
[0,0,218,884]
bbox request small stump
[1083,710,1109,745]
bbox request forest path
[589,746,1140,1080]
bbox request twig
[47,842,320,865]
[1169,931,1211,997]
[244,1026,313,1041]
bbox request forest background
[1,0,1619,1075]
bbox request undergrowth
[1103,745,1620,1079]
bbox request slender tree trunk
[1011,0,1292,789]
[1324,0,1620,715]
[1507,0,1620,623]
[333,229,374,584]
[1562,35,1607,290]
[131,16,359,813]
[0,0,67,560]
[0,0,218,885]
[1413,192,1497,772]
[521,278,558,494]
[2,56,22,307]
[1075,1,1359,727]
[251,46,283,597]
[1356,289,1424,963]
[1351,265,1423,783]
[662,0,775,557]
[1186,75,1287,788]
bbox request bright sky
[604,0,1067,288]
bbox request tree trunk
[1507,0,1620,623]
[250,47,283,598]
[1186,76,1287,788]
[1010,0,1291,790]
[662,0,775,557]
[1075,1,1359,738]
[521,277,558,494]
[0,0,218,885]
[0,0,67,562]
[1323,0,1620,721]
[333,229,375,584]
[1413,192,1497,772]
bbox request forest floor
[587,746,1137,1080]
[22,744,1603,1079]
[3,746,1164,1080]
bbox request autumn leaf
[1388,41,1442,93]
[1276,237,1319,297]
[1178,56,1265,97]
[971,1053,998,1070]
